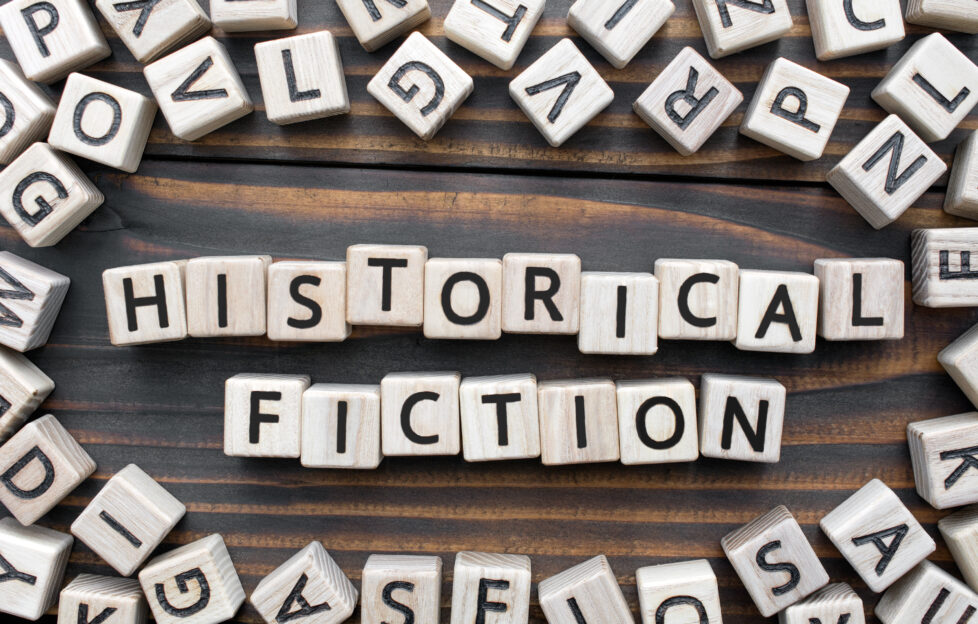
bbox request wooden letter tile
[908,412,978,509]
[690,0,792,58]
[941,323,978,409]
[70,464,186,576]
[578,272,658,355]
[256,31,350,126]
[740,58,850,161]
[806,0,904,61]
[58,574,147,624]
[0,0,110,84]
[722,505,829,617]
[698,374,785,463]
[0,347,53,442]
[335,0,430,52]
[138,534,245,624]
[634,47,742,156]
[250,541,358,624]
[946,131,978,220]
[906,0,978,34]
[367,32,473,140]
[301,383,382,469]
[939,505,978,592]
[814,258,904,341]
[0,251,69,352]
[0,59,55,165]
[912,228,978,308]
[636,559,721,624]
[538,555,632,624]
[0,413,95,525]
[444,0,545,70]
[346,244,427,327]
[361,554,442,624]
[735,269,819,354]
[819,479,935,592]
[48,72,157,173]
[617,378,698,465]
[267,261,350,342]
[0,143,104,248]
[509,39,613,147]
[567,0,675,70]
[224,373,311,458]
[778,583,864,624]
[459,374,540,462]
[185,255,271,337]
[381,372,461,456]
[143,36,254,142]
[876,561,978,624]
[423,257,502,340]
[654,259,738,340]
[538,379,619,466]
[502,253,581,335]
[211,0,296,32]
[0,518,72,620]
[450,551,531,624]
[95,0,211,63]
[103,260,188,347]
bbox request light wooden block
[450,551,531,624]
[567,0,675,70]
[300,383,382,469]
[912,228,978,308]
[48,72,157,173]
[876,561,978,624]
[740,58,850,162]
[617,378,698,465]
[70,464,186,577]
[654,259,738,341]
[0,59,55,165]
[250,541,358,624]
[58,574,147,624]
[144,36,254,142]
[367,32,473,141]
[0,0,110,84]
[819,479,934,593]
[361,554,442,624]
[941,323,978,409]
[947,132,978,221]
[906,0,978,34]
[698,374,785,463]
[224,373,310,458]
[0,347,53,443]
[690,0,792,58]
[722,505,828,617]
[0,252,69,352]
[578,272,658,355]
[828,115,945,230]
[538,379,619,466]
[267,261,350,342]
[939,505,978,592]
[509,39,613,147]
[908,412,978,509]
[0,517,72,620]
[211,0,296,32]
[256,31,349,126]
[814,258,904,341]
[538,555,632,624]
[634,47,743,156]
[0,142,104,248]
[185,255,271,337]
[423,257,502,340]
[735,269,819,354]
[459,374,540,462]
[380,372,461,456]
[636,559,721,624]
[103,260,188,347]
[335,0,430,52]
[0,413,95,525]
[346,244,427,327]
[502,253,581,335]
[778,583,864,624]
[95,0,211,63]
[444,0,544,70]
[138,534,245,624]
[806,0,904,61]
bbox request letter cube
[0,347,53,442]
[103,260,188,346]
[567,0,675,69]
[224,373,311,458]
[947,131,978,220]
[876,561,978,624]
[0,252,69,352]
[346,244,427,327]
[423,257,502,340]
[335,0,430,52]
[444,0,544,70]
[617,378,698,465]
[778,583,864,624]
[636,559,721,624]
[0,59,55,165]
[367,32,473,140]
[0,517,72,620]
[735,269,819,354]
[538,379,619,466]
[267,261,350,342]
[578,272,659,355]
[806,0,904,61]
[698,374,785,463]
[654,259,739,341]
[939,505,978,592]
[509,39,613,147]
[459,374,540,462]
[941,323,978,409]
[361,554,441,624]
[58,574,148,624]
[502,253,581,335]
[538,555,632,624]
[185,255,272,337]
[912,228,978,308]
[908,412,978,509]
[95,0,211,63]
[690,0,792,58]
[906,0,978,34]
[0,413,95,525]
[301,383,382,469]
[380,372,461,456]
[450,552,531,624]
[814,258,904,341]
[211,0,296,32]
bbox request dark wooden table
[1,0,977,622]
